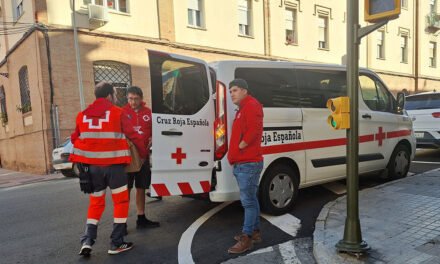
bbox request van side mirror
[396,92,405,114]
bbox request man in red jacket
[227,79,264,254]
[71,82,145,256]
[123,86,160,229]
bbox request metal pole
[72,0,85,110]
[336,0,369,253]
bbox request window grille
[18,66,31,113]
[93,61,132,106]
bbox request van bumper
[209,190,240,202]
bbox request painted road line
[248,246,275,256]
[279,241,302,264]
[261,213,302,237]
[178,201,233,264]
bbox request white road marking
[279,241,302,264]
[178,201,233,264]
[261,213,302,237]
[248,246,274,255]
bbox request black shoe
[78,243,92,256]
[136,217,160,229]
[108,242,133,255]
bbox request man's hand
[239,140,248,150]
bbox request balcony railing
[426,12,440,30]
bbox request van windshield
[406,93,440,110]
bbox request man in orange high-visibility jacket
[70,82,145,256]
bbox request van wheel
[259,164,299,216]
[387,144,410,180]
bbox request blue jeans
[233,161,264,236]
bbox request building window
[238,0,252,36]
[401,35,408,63]
[429,42,437,68]
[18,66,31,113]
[0,86,7,124]
[93,61,131,106]
[285,8,298,44]
[318,16,328,49]
[401,0,408,9]
[430,0,436,12]
[377,31,385,59]
[14,0,24,21]
[83,0,128,13]
[188,0,203,28]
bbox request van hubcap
[269,174,294,208]
[394,150,409,176]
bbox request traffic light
[327,97,350,130]
[365,0,401,23]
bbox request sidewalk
[0,168,64,188]
[314,168,440,264]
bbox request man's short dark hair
[229,79,249,92]
[94,82,114,98]
[127,86,143,98]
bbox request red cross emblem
[375,127,386,146]
[171,148,187,165]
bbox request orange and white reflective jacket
[70,103,131,165]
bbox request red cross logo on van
[171,148,187,165]
[375,127,386,146]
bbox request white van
[147,51,416,215]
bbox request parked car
[406,91,440,148]
[52,138,78,177]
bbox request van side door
[297,68,347,183]
[147,50,215,196]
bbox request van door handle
[362,114,372,119]
[199,161,208,167]
[161,131,183,136]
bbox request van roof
[209,60,373,73]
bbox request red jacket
[70,98,145,164]
[123,102,152,159]
[227,95,264,165]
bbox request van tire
[259,164,299,216]
[386,144,410,180]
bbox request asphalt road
[0,148,438,264]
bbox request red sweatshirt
[122,102,152,159]
[70,98,146,160]
[227,95,264,165]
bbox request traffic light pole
[335,0,370,254]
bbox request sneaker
[108,242,134,255]
[78,243,92,256]
[234,230,262,244]
[136,217,160,229]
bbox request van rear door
[147,50,215,197]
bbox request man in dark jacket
[227,79,264,254]
[123,86,160,229]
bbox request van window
[234,68,300,107]
[359,74,394,113]
[151,59,209,115]
[406,93,440,110]
[296,69,346,108]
